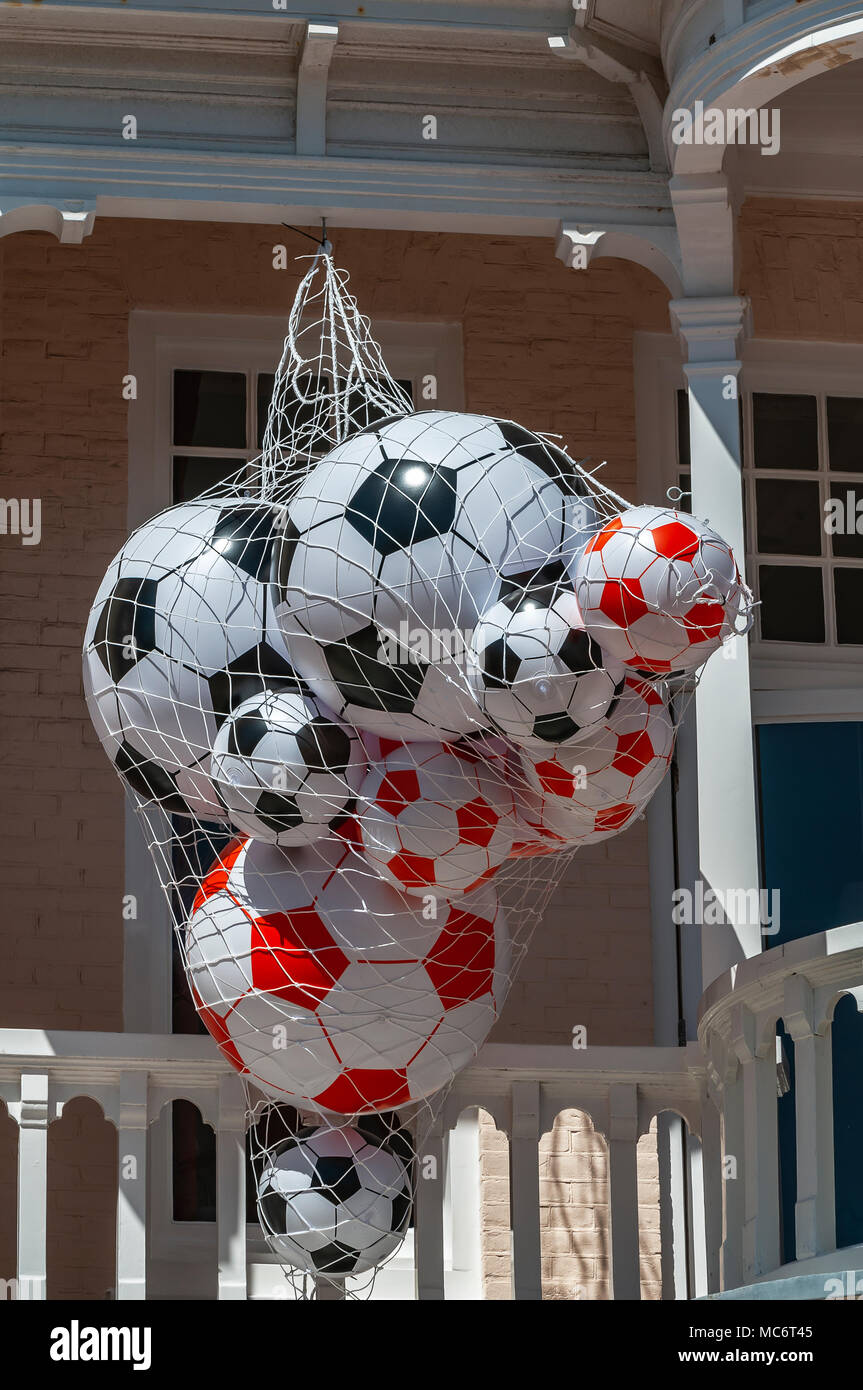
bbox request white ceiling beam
[296,20,339,158]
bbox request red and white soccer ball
[510,781,635,852]
[523,678,674,820]
[357,741,515,899]
[185,835,510,1115]
[574,505,749,674]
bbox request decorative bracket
[556,221,683,298]
[296,21,339,158]
[0,199,96,244]
[548,24,668,172]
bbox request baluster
[731,1007,780,1280]
[216,1075,247,1300]
[510,1080,541,1301]
[700,1090,723,1294]
[15,1072,49,1300]
[783,977,836,1260]
[414,1117,445,1300]
[607,1082,641,1300]
[116,1072,148,1300]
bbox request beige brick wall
[0,217,672,1295]
[47,1097,117,1300]
[740,197,863,341]
[479,1108,661,1301]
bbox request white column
[447,1111,483,1299]
[510,1081,542,1301]
[606,1083,641,1301]
[783,976,836,1260]
[116,1072,148,1300]
[669,296,762,983]
[731,1007,780,1280]
[216,1075,247,1300]
[657,1113,688,1299]
[719,1065,744,1292]
[699,1089,723,1295]
[15,1073,49,1300]
[414,1119,445,1301]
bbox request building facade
[0,0,862,1300]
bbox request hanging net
[82,245,753,1299]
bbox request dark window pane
[173,370,246,449]
[755,478,822,556]
[753,393,818,470]
[676,389,691,471]
[173,1101,216,1222]
[256,371,274,444]
[758,565,824,642]
[257,371,331,448]
[827,397,863,473]
[828,482,863,558]
[835,568,863,644]
[173,455,245,504]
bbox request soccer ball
[357,740,514,899]
[467,578,625,749]
[210,690,366,846]
[83,500,300,819]
[574,505,749,674]
[510,782,623,852]
[185,834,510,1114]
[256,1124,412,1277]
[524,677,675,817]
[271,411,598,738]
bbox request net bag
[82,245,753,1297]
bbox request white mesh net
[82,245,753,1298]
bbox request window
[170,367,414,505]
[745,392,863,646]
[673,379,863,648]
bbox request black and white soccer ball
[83,500,301,819]
[467,575,625,749]
[210,689,366,845]
[271,410,598,739]
[256,1123,413,1277]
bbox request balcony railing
[0,923,860,1300]
[697,921,863,1295]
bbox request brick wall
[740,197,863,341]
[0,218,672,1296]
[478,1109,661,1301]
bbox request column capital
[728,1002,775,1064]
[117,1071,149,1132]
[556,221,683,298]
[669,295,751,365]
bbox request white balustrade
[0,930,860,1301]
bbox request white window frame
[125,308,466,1289]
